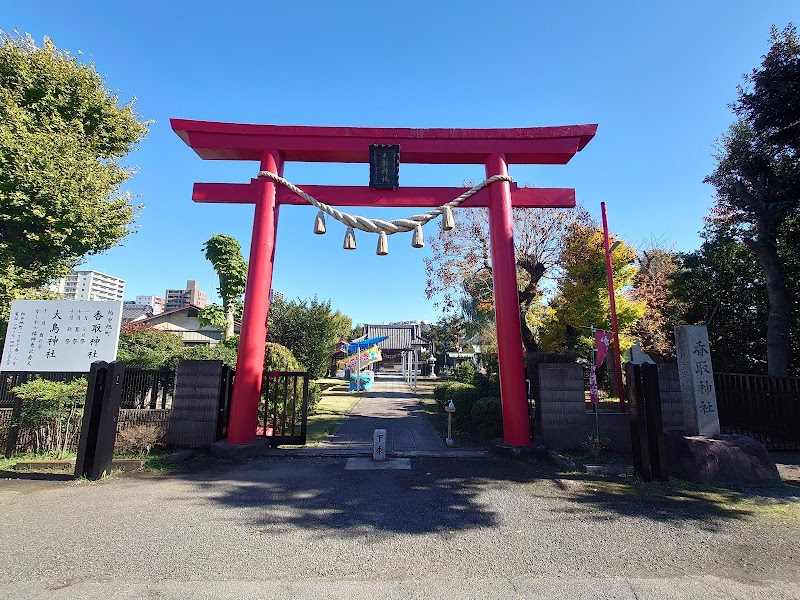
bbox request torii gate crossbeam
[171,119,597,448]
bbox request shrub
[473,372,500,397]
[9,377,87,455]
[452,361,476,383]
[115,424,166,456]
[471,396,503,439]
[433,381,473,407]
[181,343,237,367]
[451,385,480,430]
[265,342,303,371]
[117,324,185,369]
[308,381,321,412]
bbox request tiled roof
[121,306,152,323]
[360,324,431,351]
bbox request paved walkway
[317,372,445,453]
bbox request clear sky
[4,2,797,326]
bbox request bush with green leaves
[9,377,87,455]
[471,396,503,439]
[181,343,237,368]
[450,384,480,430]
[472,372,500,397]
[452,361,476,383]
[433,381,473,407]
[116,323,185,369]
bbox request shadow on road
[163,456,800,537]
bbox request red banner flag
[594,330,611,367]
[589,364,600,403]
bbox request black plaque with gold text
[369,144,400,189]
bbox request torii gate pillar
[485,153,529,445]
[171,120,597,448]
[229,150,283,444]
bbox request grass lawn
[301,379,361,446]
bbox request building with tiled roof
[355,323,431,370]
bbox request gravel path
[1,456,798,599]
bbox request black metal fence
[0,368,175,410]
[259,370,309,447]
[715,372,800,451]
[0,371,85,408]
[119,369,175,409]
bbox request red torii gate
[171,120,597,448]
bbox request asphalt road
[1,456,798,599]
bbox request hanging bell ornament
[412,225,424,248]
[343,226,357,250]
[441,206,455,231]
[313,209,326,235]
[376,230,389,256]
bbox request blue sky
[4,2,797,326]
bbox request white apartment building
[165,280,209,311]
[135,294,165,314]
[55,270,126,302]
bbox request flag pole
[601,202,626,412]
[590,326,600,443]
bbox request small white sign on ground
[373,428,387,461]
[1,300,123,372]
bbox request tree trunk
[745,236,790,376]
[224,303,235,341]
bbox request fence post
[74,361,126,480]
[642,363,668,481]
[626,363,652,481]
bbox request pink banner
[594,330,611,367]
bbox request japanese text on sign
[1,300,123,372]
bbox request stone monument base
[489,439,547,460]
[210,437,273,460]
[664,433,780,484]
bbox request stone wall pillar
[166,360,225,449]
[538,363,585,450]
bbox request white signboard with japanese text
[1,300,123,372]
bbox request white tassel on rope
[376,231,389,256]
[313,210,326,235]
[441,206,455,231]
[343,226,357,250]
[412,225,424,248]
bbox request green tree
[736,25,800,152]
[426,314,466,366]
[704,25,800,375]
[670,233,769,374]
[267,296,350,378]
[116,323,185,369]
[539,223,644,358]
[200,234,247,340]
[0,33,149,337]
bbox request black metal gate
[259,370,309,447]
